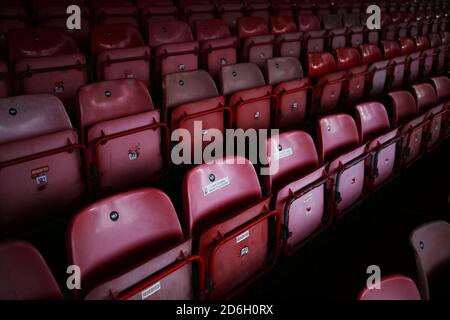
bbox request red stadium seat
[317,113,368,218]
[410,83,446,151]
[0,4,28,50]
[216,3,244,31]
[359,44,390,99]
[410,220,450,300]
[91,24,150,85]
[195,19,237,78]
[183,156,279,299]
[334,47,367,107]
[298,12,326,53]
[322,14,347,50]
[380,40,406,90]
[387,91,428,168]
[0,94,86,232]
[414,36,434,80]
[148,21,199,79]
[265,57,310,128]
[399,38,421,85]
[238,17,274,67]
[427,33,447,74]
[429,76,450,138]
[94,5,139,28]
[141,5,178,30]
[77,79,166,194]
[264,131,328,254]
[15,53,88,116]
[343,13,364,48]
[246,1,271,23]
[220,63,273,130]
[307,52,346,116]
[68,188,202,300]
[37,5,90,51]
[163,70,228,160]
[358,275,421,300]
[0,241,62,300]
[355,102,401,190]
[7,27,79,63]
[270,16,302,59]
[183,4,215,27]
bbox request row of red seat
[1,19,448,117]
[0,73,449,298]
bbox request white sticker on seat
[141,282,161,300]
[203,176,230,196]
[274,147,293,161]
[236,230,250,243]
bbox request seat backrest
[343,13,361,27]
[0,241,62,300]
[148,20,193,48]
[0,94,72,144]
[297,12,321,32]
[335,47,362,71]
[7,27,78,63]
[265,56,303,85]
[399,37,416,55]
[427,33,442,47]
[410,83,438,113]
[90,24,144,57]
[306,52,337,78]
[68,188,184,295]
[355,102,391,143]
[195,19,230,42]
[77,79,154,132]
[414,35,430,50]
[387,91,418,127]
[359,44,382,65]
[429,76,450,103]
[317,113,360,163]
[381,40,402,59]
[322,14,343,30]
[266,130,320,190]
[270,15,297,35]
[237,16,269,40]
[410,220,450,300]
[163,69,218,111]
[220,62,266,96]
[183,156,262,236]
[358,275,421,300]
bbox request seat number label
[203,177,229,196]
[236,230,250,243]
[274,147,293,160]
[141,281,161,300]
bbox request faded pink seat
[322,14,347,50]
[148,21,199,79]
[265,57,310,128]
[91,24,150,85]
[410,83,446,151]
[163,70,228,161]
[68,188,201,300]
[359,44,389,99]
[77,79,165,194]
[183,156,279,299]
[308,52,346,116]
[399,38,421,85]
[0,241,62,300]
[195,19,237,78]
[220,62,273,130]
[355,102,401,190]
[429,76,450,138]
[317,114,367,218]
[0,94,85,232]
[264,131,328,254]
[270,16,302,58]
[358,275,421,300]
[238,17,274,67]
